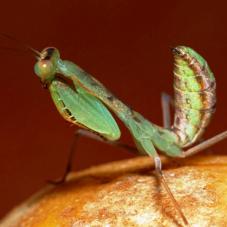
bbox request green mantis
[33,46,227,226]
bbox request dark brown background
[1,0,227,218]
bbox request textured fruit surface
[1,155,227,227]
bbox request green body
[49,80,120,141]
[34,46,215,158]
[172,47,216,147]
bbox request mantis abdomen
[172,46,216,147]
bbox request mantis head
[34,47,60,85]
[0,34,60,85]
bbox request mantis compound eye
[34,60,56,84]
[34,47,60,85]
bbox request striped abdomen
[172,46,216,147]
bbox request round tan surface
[1,155,227,227]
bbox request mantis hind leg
[181,131,227,158]
[161,92,173,129]
[153,155,189,226]
[136,138,189,225]
[48,129,138,184]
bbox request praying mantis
[32,45,227,226]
